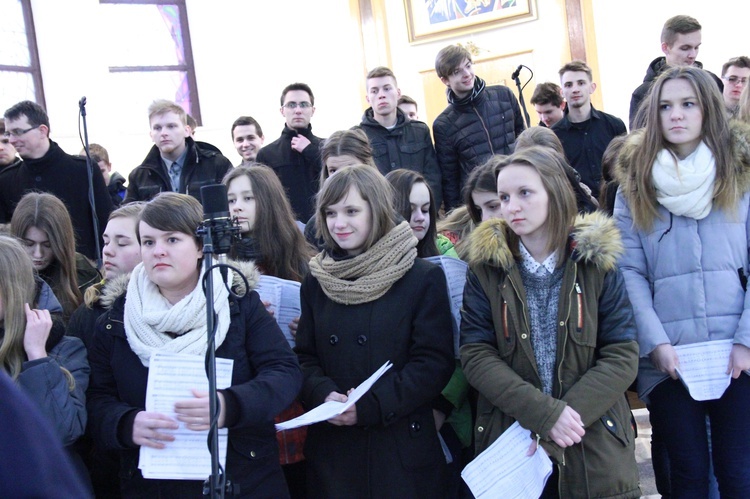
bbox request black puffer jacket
[629,57,723,129]
[356,108,443,208]
[124,137,233,204]
[433,81,525,209]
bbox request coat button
[250,451,256,458]
[329,335,339,345]
[357,335,367,346]
[521,333,528,339]
[559,321,565,326]
[410,421,421,432]
[106,324,112,330]
[477,426,484,432]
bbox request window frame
[0,0,46,108]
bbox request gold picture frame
[404,0,536,44]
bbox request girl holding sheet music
[295,165,454,497]
[223,165,315,498]
[614,66,750,496]
[87,192,301,498]
[460,146,640,497]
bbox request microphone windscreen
[201,184,230,219]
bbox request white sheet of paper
[674,339,733,401]
[275,361,392,431]
[139,352,234,480]
[425,255,468,358]
[461,421,553,499]
[255,274,301,348]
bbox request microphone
[79,96,87,116]
[199,184,240,282]
[511,65,523,80]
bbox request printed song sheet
[425,255,468,357]
[275,361,393,431]
[674,339,733,401]
[255,274,301,348]
[461,421,552,499]
[139,352,234,480]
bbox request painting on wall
[404,0,536,43]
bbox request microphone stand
[512,66,534,128]
[198,224,225,499]
[78,97,102,268]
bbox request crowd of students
[4,13,750,499]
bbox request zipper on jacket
[557,265,578,398]
[575,282,583,333]
[502,300,510,343]
[472,106,495,155]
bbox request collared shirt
[162,147,188,192]
[551,105,626,199]
[518,242,557,276]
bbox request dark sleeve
[86,313,141,451]
[596,268,637,346]
[355,266,454,427]
[123,170,141,204]
[214,155,234,183]
[91,164,114,240]
[221,292,302,428]
[255,147,269,166]
[421,127,443,210]
[433,117,462,210]
[0,172,12,222]
[628,87,644,131]
[295,274,342,409]
[459,269,498,347]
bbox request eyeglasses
[282,102,312,110]
[4,125,40,138]
[724,76,748,85]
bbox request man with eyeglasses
[721,57,750,117]
[0,100,112,261]
[629,15,723,130]
[0,121,21,172]
[257,82,323,222]
[432,44,525,210]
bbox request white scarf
[652,141,716,220]
[124,262,231,367]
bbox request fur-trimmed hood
[99,259,261,308]
[467,211,623,272]
[615,120,750,202]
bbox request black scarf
[447,76,486,107]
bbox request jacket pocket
[229,433,278,462]
[599,399,633,447]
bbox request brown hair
[495,147,577,265]
[319,129,376,189]
[280,83,314,106]
[316,165,395,253]
[366,66,398,85]
[558,60,592,81]
[463,156,506,224]
[514,127,565,156]
[435,45,472,79]
[10,192,81,319]
[398,95,417,107]
[385,169,439,258]
[231,116,264,139]
[722,56,750,77]
[530,82,564,107]
[625,66,734,230]
[137,192,202,248]
[222,166,315,282]
[661,15,701,46]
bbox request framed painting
[404,0,536,43]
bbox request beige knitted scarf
[309,221,417,305]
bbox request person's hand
[325,390,358,426]
[132,411,178,449]
[23,304,52,361]
[728,344,750,379]
[548,406,585,448]
[262,300,275,318]
[174,389,226,431]
[288,316,300,339]
[291,135,311,153]
[650,343,680,379]
[433,409,446,432]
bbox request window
[0,0,45,109]
[100,0,201,124]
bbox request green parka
[460,212,640,498]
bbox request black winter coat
[296,258,454,498]
[256,125,322,221]
[433,83,525,209]
[87,284,302,498]
[0,141,113,261]
[124,137,233,204]
[356,108,443,208]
